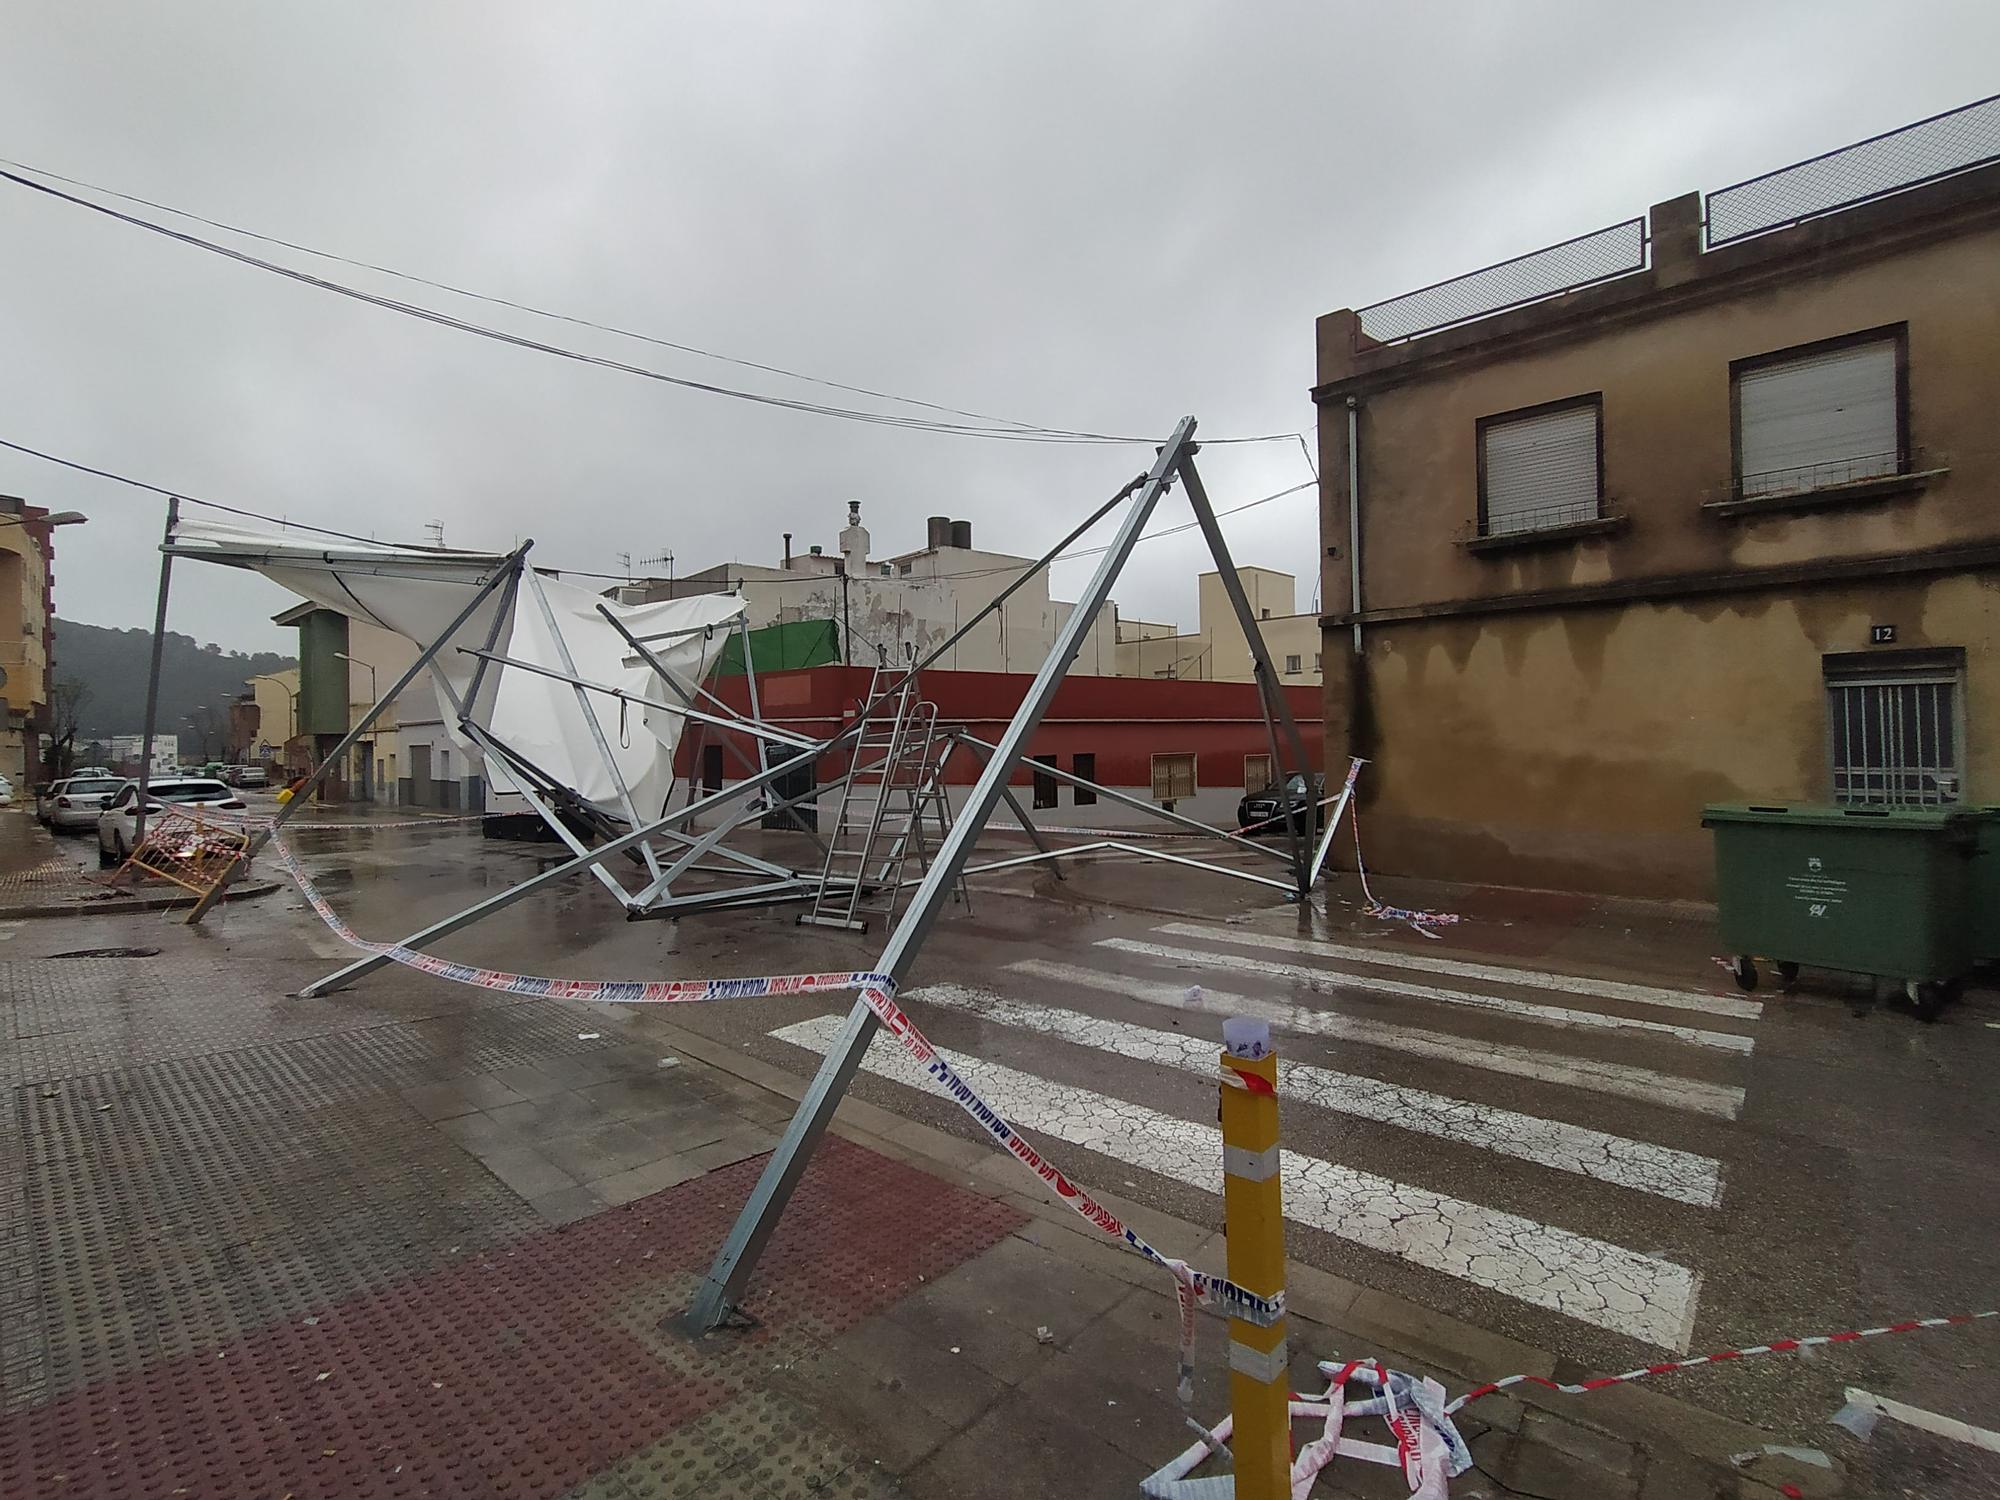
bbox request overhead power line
[0,157,1056,437]
[0,161,1299,448]
[0,433,1317,587]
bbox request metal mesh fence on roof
[1355,218,1647,344]
[1706,93,2000,247]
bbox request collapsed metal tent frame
[682,416,1328,1331]
[133,418,1328,1328]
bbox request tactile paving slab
[1,1136,1022,1498]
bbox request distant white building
[1114,567,1322,686]
[618,504,1120,677]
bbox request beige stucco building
[1314,136,2000,898]
[1115,567,1321,686]
[0,497,56,789]
[622,505,1121,676]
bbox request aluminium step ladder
[798,673,966,933]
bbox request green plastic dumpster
[1963,806,2000,964]
[1701,802,1975,1016]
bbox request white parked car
[37,775,125,831]
[97,777,245,866]
[0,772,12,806]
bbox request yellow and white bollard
[1220,1016,1288,1500]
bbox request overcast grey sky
[1,2,1994,653]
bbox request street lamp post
[332,653,380,800]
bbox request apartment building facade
[1115,566,1322,686]
[0,496,57,789]
[1314,100,2000,898]
[275,603,480,807]
[622,504,1120,676]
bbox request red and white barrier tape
[270,835,893,1003]
[269,832,1282,1378]
[213,810,487,831]
[1448,1309,2000,1413]
[1033,789,1354,845]
[1348,803,1461,937]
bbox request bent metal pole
[181,548,532,924]
[685,416,1200,1333]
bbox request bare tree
[43,676,89,778]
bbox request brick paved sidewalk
[0,933,1831,1498]
[0,811,279,918]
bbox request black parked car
[1237,771,1327,837]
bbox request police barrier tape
[1447,1309,2000,1413]
[213,810,489,831]
[268,834,1284,1369]
[1347,800,1461,936]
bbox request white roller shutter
[1737,338,1897,498]
[1481,403,1599,536]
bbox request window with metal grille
[1071,753,1097,806]
[1151,752,1196,802]
[1284,654,1302,674]
[1825,649,1963,806]
[1734,328,1905,499]
[1477,396,1602,537]
[1244,754,1272,795]
[1031,754,1058,810]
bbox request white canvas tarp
[167,519,521,732]
[169,518,746,821]
[486,574,744,819]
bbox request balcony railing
[1706,93,2000,247]
[1355,218,1648,344]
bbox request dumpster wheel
[1775,961,1800,988]
[1904,977,1955,1022]
[1730,955,1759,992]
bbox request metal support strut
[684,417,1201,1333]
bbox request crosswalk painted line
[1097,938,1755,1053]
[1009,959,1744,1120]
[908,983,1723,1206]
[774,1013,1699,1348]
[1154,923,1762,1021]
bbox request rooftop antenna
[641,550,675,586]
[424,520,446,548]
[616,550,633,582]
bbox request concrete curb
[633,1014,1786,1478]
[0,880,282,921]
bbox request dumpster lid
[1702,801,1969,830]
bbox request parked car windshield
[153,781,233,803]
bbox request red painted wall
[682,665,1323,791]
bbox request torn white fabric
[169,518,745,820]
[168,518,518,732]
[486,574,742,818]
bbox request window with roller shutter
[1477,395,1603,537]
[1732,327,1906,499]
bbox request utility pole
[134,497,179,847]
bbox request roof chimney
[840,500,870,576]
[782,531,792,570]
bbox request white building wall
[655,530,1119,677]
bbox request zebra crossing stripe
[1096,939,1755,1053]
[1154,923,1762,1021]
[908,984,1722,1207]
[1008,959,1744,1120]
[771,1013,1699,1348]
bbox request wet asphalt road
[17,808,2000,1478]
